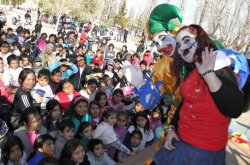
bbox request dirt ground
[117,140,250,165]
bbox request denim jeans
[154,140,226,165]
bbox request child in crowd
[115,52,122,61]
[88,101,101,128]
[104,43,116,61]
[98,80,112,99]
[140,60,151,79]
[124,111,154,151]
[104,61,114,78]
[22,30,31,54]
[30,30,38,51]
[75,121,93,152]
[79,78,98,101]
[14,108,47,156]
[87,139,115,165]
[94,91,108,117]
[48,58,78,80]
[0,57,13,104]
[108,89,124,111]
[142,50,153,68]
[111,110,128,159]
[93,108,132,158]
[11,42,21,56]
[55,47,67,61]
[118,130,143,161]
[32,57,43,77]
[103,75,114,92]
[55,119,75,158]
[31,69,54,112]
[3,54,22,88]
[115,111,128,142]
[42,99,62,138]
[55,80,80,113]
[159,98,171,124]
[126,111,135,127]
[63,95,91,134]
[17,30,25,46]
[20,53,32,68]
[92,49,104,69]
[132,53,140,66]
[49,68,62,95]
[124,54,132,63]
[148,108,163,140]
[1,136,27,165]
[27,134,55,165]
[60,139,90,165]
[113,59,123,79]
[148,62,154,75]
[85,49,93,65]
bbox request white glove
[214,50,231,71]
[120,60,145,89]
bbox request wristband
[165,125,176,136]
[201,69,214,77]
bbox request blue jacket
[28,151,45,165]
[48,62,78,80]
[72,113,92,134]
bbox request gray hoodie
[86,152,115,165]
[55,134,67,159]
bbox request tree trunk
[55,13,61,34]
[198,0,209,25]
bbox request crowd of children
[0,15,168,165]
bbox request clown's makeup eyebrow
[182,36,190,41]
[158,34,167,39]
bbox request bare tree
[192,0,250,53]
[39,0,98,32]
[137,0,157,29]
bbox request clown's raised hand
[120,60,145,89]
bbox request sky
[125,0,197,25]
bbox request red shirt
[56,91,80,113]
[178,69,229,151]
[92,56,104,68]
[80,33,87,44]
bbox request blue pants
[154,140,226,165]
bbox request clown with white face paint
[153,31,176,56]
[121,3,183,134]
[176,30,197,63]
[153,24,245,165]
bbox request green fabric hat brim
[149,4,183,35]
[210,37,225,49]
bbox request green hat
[149,4,183,35]
[35,57,42,62]
[210,37,225,49]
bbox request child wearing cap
[104,60,121,87]
[32,56,43,77]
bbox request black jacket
[10,88,34,129]
[70,65,92,91]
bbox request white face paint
[152,31,176,56]
[176,30,197,63]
